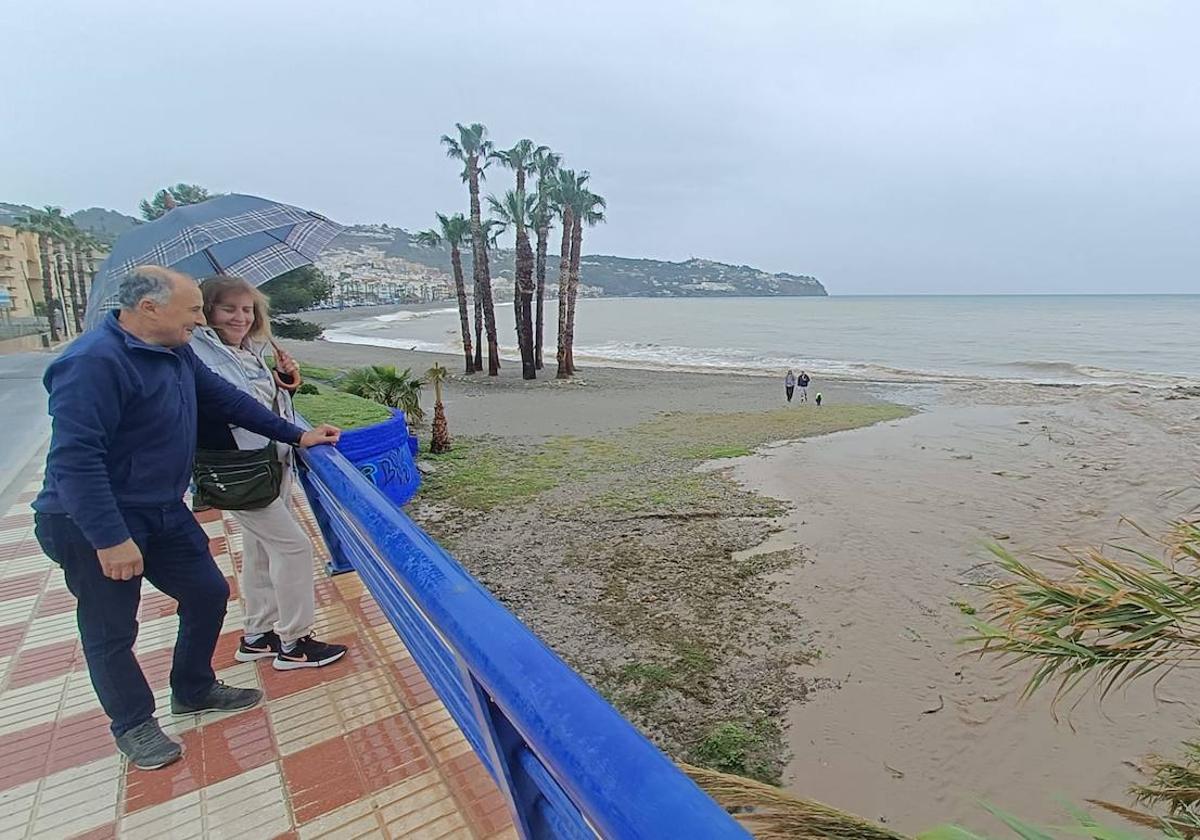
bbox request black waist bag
[192,444,284,511]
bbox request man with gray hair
[33,265,340,771]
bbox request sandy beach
[281,323,1200,835]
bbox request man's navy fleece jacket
[33,312,304,549]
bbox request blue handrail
[296,440,749,839]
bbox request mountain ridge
[0,202,827,297]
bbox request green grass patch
[733,548,803,581]
[298,362,345,382]
[417,404,911,513]
[293,391,392,430]
[420,440,560,511]
[639,403,913,461]
[420,435,643,511]
[691,719,782,784]
[605,638,718,712]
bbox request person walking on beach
[798,370,811,402]
[32,266,340,772]
[784,369,796,402]
[192,276,348,672]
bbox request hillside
[329,224,827,297]
[70,207,141,243]
[0,202,827,297]
[0,202,141,244]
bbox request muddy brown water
[733,386,1200,833]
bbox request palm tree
[549,170,581,378]
[426,364,451,454]
[14,207,69,341]
[441,123,500,375]
[565,185,606,375]
[487,189,538,379]
[39,207,78,338]
[139,183,211,220]
[531,147,561,370]
[491,139,547,379]
[72,230,101,322]
[415,213,475,374]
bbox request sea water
[322,295,1200,387]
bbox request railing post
[458,662,542,840]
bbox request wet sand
[733,384,1200,832]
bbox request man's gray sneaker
[115,719,183,770]
[171,681,263,715]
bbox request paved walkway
[0,469,514,840]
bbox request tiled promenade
[0,471,514,839]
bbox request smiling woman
[190,275,348,671]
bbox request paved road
[0,351,55,508]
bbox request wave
[321,329,453,355]
[996,360,1188,386]
[318,325,1196,389]
[572,343,1195,387]
[371,307,460,323]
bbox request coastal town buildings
[0,225,44,318]
[315,243,456,307]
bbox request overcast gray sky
[4,1,1198,293]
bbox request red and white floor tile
[0,476,515,840]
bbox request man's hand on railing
[299,424,341,447]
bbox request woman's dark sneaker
[116,719,184,770]
[171,681,263,715]
[235,630,282,662]
[273,636,348,671]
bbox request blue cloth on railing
[296,442,749,839]
[334,409,420,508]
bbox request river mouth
[733,386,1200,832]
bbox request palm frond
[966,521,1200,704]
[339,365,423,423]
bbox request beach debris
[950,600,977,615]
[883,761,905,779]
[921,695,945,715]
[951,453,973,460]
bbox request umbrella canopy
[84,193,344,328]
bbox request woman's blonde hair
[200,275,272,341]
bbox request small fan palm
[340,365,423,423]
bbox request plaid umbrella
[84,193,344,329]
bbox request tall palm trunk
[38,237,59,342]
[467,161,499,375]
[565,213,584,375]
[516,232,536,380]
[534,222,549,370]
[473,277,483,372]
[73,241,89,319]
[450,244,474,373]
[514,168,536,380]
[555,205,575,379]
[64,242,82,333]
[54,245,73,338]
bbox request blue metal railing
[296,441,749,839]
